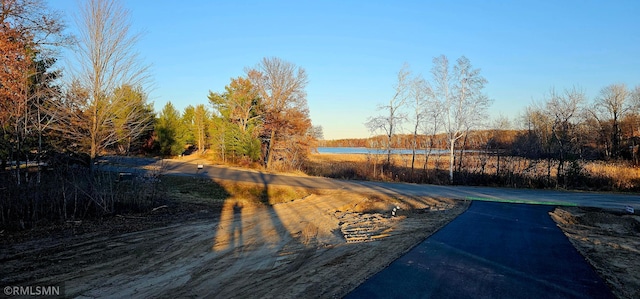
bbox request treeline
[0,0,317,231]
[362,57,640,185]
[155,58,318,171]
[318,131,520,150]
[325,84,640,168]
[318,85,640,190]
[0,0,167,230]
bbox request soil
[550,207,640,299]
[1,190,467,298]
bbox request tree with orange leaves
[246,57,312,170]
[0,0,68,181]
[0,22,32,180]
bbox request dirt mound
[577,212,640,235]
[551,207,640,299]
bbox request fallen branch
[116,214,145,220]
[152,205,169,212]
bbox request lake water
[317,147,449,155]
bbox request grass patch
[218,181,314,205]
[161,176,231,204]
[161,176,314,205]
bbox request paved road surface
[346,201,614,299]
[106,156,640,211]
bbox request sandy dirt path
[1,191,467,298]
[551,207,640,299]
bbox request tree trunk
[386,132,392,165]
[449,139,455,183]
[265,129,276,169]
[13,142,20,185]
[496,150,501,176]
[457,133,468,173]
[37,107,43,184]
[410,127,417,178]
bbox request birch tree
[365,64,410,165]
[62,0,149,167]
[408,75,431,176]
[432,55,491,183]
[421,82,443,173]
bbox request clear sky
[49,0,639,140]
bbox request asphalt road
[346,201,614,299]
[107,156,640,211]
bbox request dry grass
[309,153,368,163]
[161,176,315,206]
[306,152,640,192]
[584,161,640,190]
[218,180,314,205]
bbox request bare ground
[550,207,640,299]
[1,190,468,298]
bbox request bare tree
[546,87,585,186]
[488,115,511,176]
[0,0,72,52]
[310,125,324,141]
[366,64,410,165]
[61,0,149,167]
[421,89,443,174]
[432,55,491,183]
[247,57,310,169]
[631,85,640,109]
[591,84,630,158]
[408,75,431,177]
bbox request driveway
[346,201,614,298]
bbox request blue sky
[49,0,640,140]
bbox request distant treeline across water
[317,147,451,155]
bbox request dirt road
[1,189,466,298]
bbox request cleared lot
[2,158,638,298]
[1,186,466,298]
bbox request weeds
[304,153,639,192]
[1,163,163,231]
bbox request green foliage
[193,104,211,151]
[156,102,185,156]
[111,84,154,154]
[181,105,196,146]
[223,124,262,161]
[208,76,263,162]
